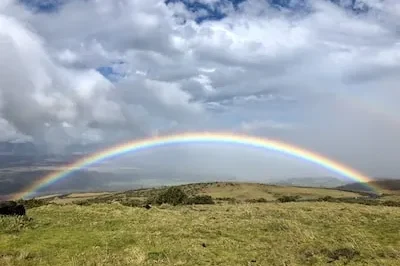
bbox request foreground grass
[1,202,400,266]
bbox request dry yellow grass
[197,182,360,201]
[35,194,62,200]
[50,196,99,204]
[66,192,111,198]
[41,192,112,204]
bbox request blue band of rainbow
[11,132,376,200]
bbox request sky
[0,0,400,182]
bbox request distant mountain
[63,143,103,155]
[337,179,400,193]
[0,169,140,198]
[0,141,42,167]
[0,140,103,157]
[0,141,38,155]
[0,141,89,168]
[274,176,348,188]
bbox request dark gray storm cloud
[0,0,400,179]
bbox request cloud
[0,0,399,179]
[241,120,295,132]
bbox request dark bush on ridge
[381,200,400,207]
[120,199,143,207]
[246,198,268,203]
[277,195,300,203]
[215,197,237,204]
[74,200,92,206]
[153,187,188,206]
[319,196,334,202]
[17,199,48,209]
[148,188,215,206]
[0,201,26,216]
[186,195,214,205]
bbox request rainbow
[11,132,378,200]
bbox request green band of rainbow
[11,132,377,200]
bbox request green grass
[1,202,400,266]
[2,182,399,265]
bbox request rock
[0,201,26,216]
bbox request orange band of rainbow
[11,132,377,200]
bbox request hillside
[40,182,363,205]
[337,179,400,194]
[273,176,347,188]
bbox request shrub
[186,195,214,205]
[277,195,300,203]
[16,199,48,209]
[119,199,144,207]
[246,198,268,203]
[215,197,237,204]
[318,196,334,202]
[153,187,188,206]
[0,201,26,216]
[381,200,400,207]
[74,200,92,206]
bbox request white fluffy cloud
[0,0,399,179]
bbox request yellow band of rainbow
[11,132,377,200]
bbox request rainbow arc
[11,132,377,200]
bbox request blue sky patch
[96,64,125,82]
[18,0,67,13]
[164,0,369,24]
[18,0,369,18]
[165,0,244,23]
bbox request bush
[381,200,400,207]
[186,195,214,205]
[0,201,26,216]
[318,196,334,202]
[153,187,188,206]
[277,195,300,203]
[74,200,93,206]
[16,199,48,209]
[119,199,144,207]
[215,197,237,204]
[246,198,268,203]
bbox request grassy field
[45,182,363,205]
[1,182,400,265]
[195,182,361,200]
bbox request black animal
[0,201,26,216]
